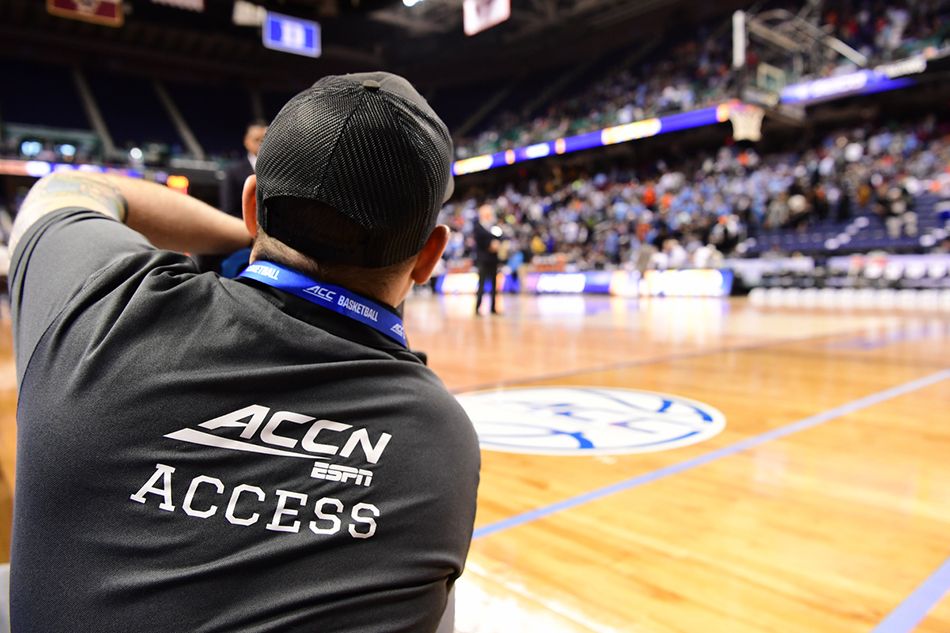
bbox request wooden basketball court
[1,294,948,632]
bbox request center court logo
[455,387,725,455]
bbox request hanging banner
[47,0,124,27]
[463,0,510,36]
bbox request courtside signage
[456,387,725,455]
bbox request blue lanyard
[239,261,408,348]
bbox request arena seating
[745,193,947,255]
[443,122,950,269]
[2,1,945,166]
[453,0,948,158]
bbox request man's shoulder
[407,374,477,449]
[43,249,212,336]
[365,365,474,440]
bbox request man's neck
[248,254,407,309]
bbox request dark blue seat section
[428,78,518,135]
[166,82,253,159]
[262,89,297,122]
[86,71,180,149]
[0,59,89,130]
[747,195,945,255]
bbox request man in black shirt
[473,203,501,315]
[9,72,479,633]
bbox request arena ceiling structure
[0,0,748,91]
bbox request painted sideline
[473,369,950,540]
[872,555,950,633]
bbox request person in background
[221,120,268,218]
[473,203,502,315]
[203,121,267,275]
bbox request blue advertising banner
[437,270,734,297]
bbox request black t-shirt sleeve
[9,208,153,381]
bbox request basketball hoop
[729,104,765,142]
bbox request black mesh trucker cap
[255,71,455,268]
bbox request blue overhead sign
[263,11,321,58]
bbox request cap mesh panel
[255,74,453,267]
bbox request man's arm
[11,172,249,255]
[9,172,251,382]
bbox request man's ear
[242,174,259,238]
[410,225,450,285]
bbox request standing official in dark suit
[220,121,268,219]
[202,121,267,274]
[473,203,502,315]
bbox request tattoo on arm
[10,173,128,252]
[20,173,126,220]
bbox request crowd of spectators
[456,34,735,159]
[822,0,949,63]
[454,0,949,159]
[441,117,950,272]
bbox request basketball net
[729,104,765,142]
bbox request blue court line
[871,556,950,633]
[473,368,950,540]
